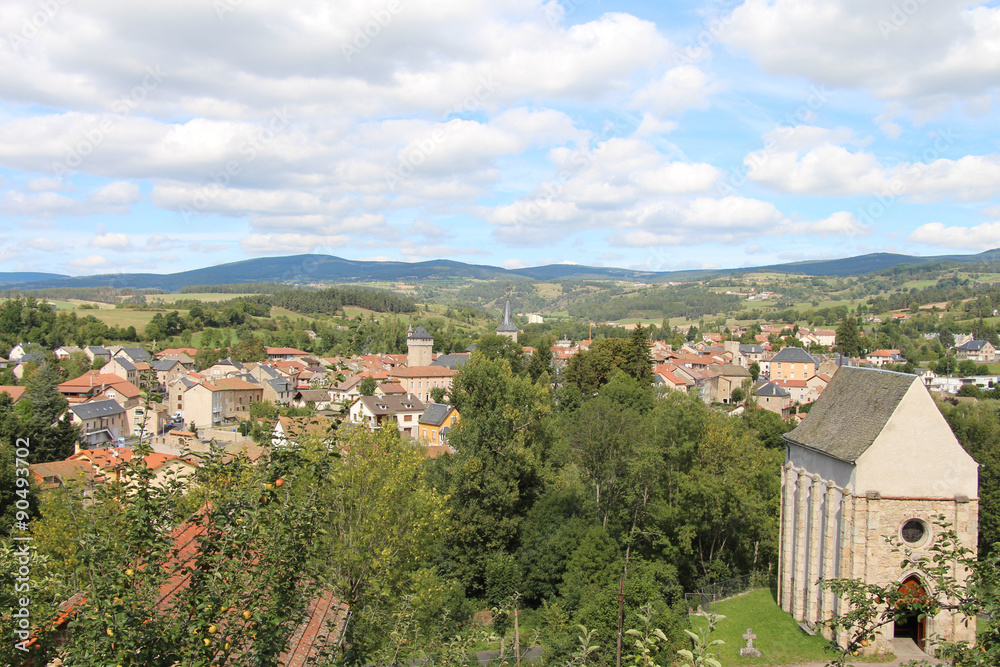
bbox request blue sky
[0,0,998,276]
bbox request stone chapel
[778,366,979,656]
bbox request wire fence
[685,572,767,613]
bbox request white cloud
[24,237,64,251]
[909,221,1000,250]
[724,0,1000,117]
[240,233,351,255]
[0,180,140,217]
[66,254,113,272]
[629,65,720,117]
[502,258,531,269]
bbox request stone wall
[778,459,978,655]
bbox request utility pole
[616,575,626,667]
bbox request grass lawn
[691,588,837,666]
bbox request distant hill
[3,249,1000,291]
[0,272,69,286]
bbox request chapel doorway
[895,575,927,652]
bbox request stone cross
[740,628,762,658]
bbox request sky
[0,0,998,278]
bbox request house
[150,358,186,390]
[271,415,335,448]
[866,349,906,367]
[389,366,456,403]
[101,356,138,385]
[58,372,140,404]
[778,367,978,655]
[417,403,459,446]
[755,382,792,418]
[430,353,471,370]
[183,378,263,429]
[54,345,81,360]
[331,375,366,403]
[955,339,997,363]
[157,347,198,359]
[29,459,95,493]
[769,347,818,381]
[653,366,692,393]
[167,376,199,417]
[374,382,407,397]
[0,386,26,403]
[83,345,111,364]
[114,346,152,364]
[159,351,195,369]
[69,447,198,488]
[738,344,766,367]
[796,329,837,347]
[265,346,309,361]
[204,358,247,378]
[31,509,349,664]
[8,343,45,362]
[66,399,128,449]
[348,394,426,438]
[291,389,333,410]
[262,377,295,406]
[705,364,751,404]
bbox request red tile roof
[0,385,25,402]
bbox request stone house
[67,399,128,448]
[348,394,425,439]
[769,347,818,381]
[778,367,978,656]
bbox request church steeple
[496,294,519,341]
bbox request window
[901,518,930,546]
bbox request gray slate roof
[151,359,180,372]
[771,347,818,365]
[119,347,152,361]
[113,357,137,372]
[267,378,293,393]
[496,297,519,333]
[958,339,990,351]
[419,403,454,426]
[782,366,917,463]
[70,398,126,420]
[740,344,764,354]
[431,354,470,369]
[357,394,425,415]
[408,326,434,340]
[757,382,789,397]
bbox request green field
[149,292,261,304]
[90,308,187,330]
[691,588,840,666]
